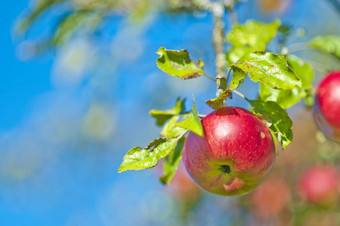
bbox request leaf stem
[232,89,248,101]
[203,73,217,81]
[198,114,206,118]
[176,130,189,141]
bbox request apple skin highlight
[183,107,276,196]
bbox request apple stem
[176,130,189,141]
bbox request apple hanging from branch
[314,71,340,143]
[117,11,316,197]
[183,107,276,196]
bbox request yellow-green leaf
[159,137,185,185]
[176,99,203,137]
[232,51,301,90]
[249,99,293,149]
[156,47,204,79]
[150,98,186,126]
[226,19,281,65]
[118,138,178,173]
[205,89,232,110]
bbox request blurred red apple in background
[250,177,291,218]
[314,71,340,143]
[183,107,276,196]
[258,0,291,14]
[298,165,340,205]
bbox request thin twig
[224,0,238,25]
[286,42,311,53]
[232,89,247,100]
[198,114,206,118]
[203,73,217,81]
[191,0,213,10]
[300,58,331,74]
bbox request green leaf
[287,55,314,89]
[150,98,186,126]
[128,0,150,24]
[52,10,95,46]
[176,99,204,137]
[205,89,232,110]
[310,35,340,59]
[17,0,67,32]
[118,138,178,173]
[229,67,246,90]
[156,47,204,79]
[259,55,314,109]
[161,116,187,139]
[248,99,293,149]
[259,84,305,109]
[231,51,301,90]
[159,137,185,185]
[278,24,292,37]
[226,19,281,65]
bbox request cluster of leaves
[119,19,306,182]
[118,18,340,184]
[20,0,340,187]
[118,98,204,185]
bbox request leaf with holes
[156,47,204,79]
[229,67,247,90]
[259,55,314,108]
[206,89,232,109]
[118,138,178,172]
[231,51,301,90]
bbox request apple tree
[17,0,340,200]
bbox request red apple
[298,165,340,205]
[250,177,291,218]
[314,71,340,142]
[183,107,276,196]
